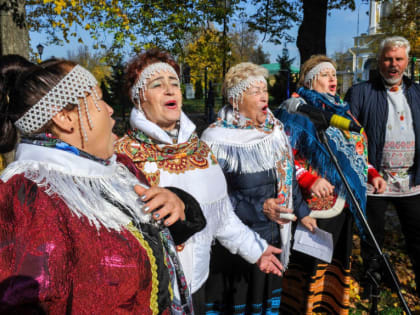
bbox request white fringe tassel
[1,161,151,232]
[206,131,287,174]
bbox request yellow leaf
[54,5,63,15]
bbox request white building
[348,0,393,82]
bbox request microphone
[282,97,363,133]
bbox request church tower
[368,0,393,35]
[348,0,393,82]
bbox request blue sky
[265,0,370,65]
[30,0,370,66]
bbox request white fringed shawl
[201,107,294,267]
[1,143,151,231]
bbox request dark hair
[0,57,77,153]
[125,48,180,104]
[0,55,34,153]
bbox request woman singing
[0,56,205,314]
[201,62,313,314]
[276,55,386,314]
[114,49,283,313]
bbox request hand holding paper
[292,222,333,263]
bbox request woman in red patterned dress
[0,55,205,314]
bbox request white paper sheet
[292,222,333,263]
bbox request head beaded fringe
[226,75,266,108]
[14,65,99,142]
[303,62,336,89]
[130,62,179,109]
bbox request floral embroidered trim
[210,105,278,133]
[117,130,214,177]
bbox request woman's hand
[310,178,334,198]
[256,245,283,277]
[371,176,387,194]
[300,215,318,233]
[134,185,186,226]
[263,198,297,225]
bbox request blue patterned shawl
[275,87,368,236]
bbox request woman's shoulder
[0,173,76,263]
[0,173,38,205]
[0,173,65,221]
[200,123,220,143]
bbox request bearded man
[345,36,420,297]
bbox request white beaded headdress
[226,75,267,108]
[303,62,335,89]
[130,62,179,108]
[14,65,100,142]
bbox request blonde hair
[223,62,268,99]
[298,55,337,88]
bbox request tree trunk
[0,0,29,58]
[297,0,328,66]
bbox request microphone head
[282,97,306,113]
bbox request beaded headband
[303,62,336,87]
[226,75,267,107]
[15,65,100,142]
[130,62,179,107]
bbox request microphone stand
[315,127,412,315]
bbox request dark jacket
[345,76,420,186]
[225,167,310,244]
